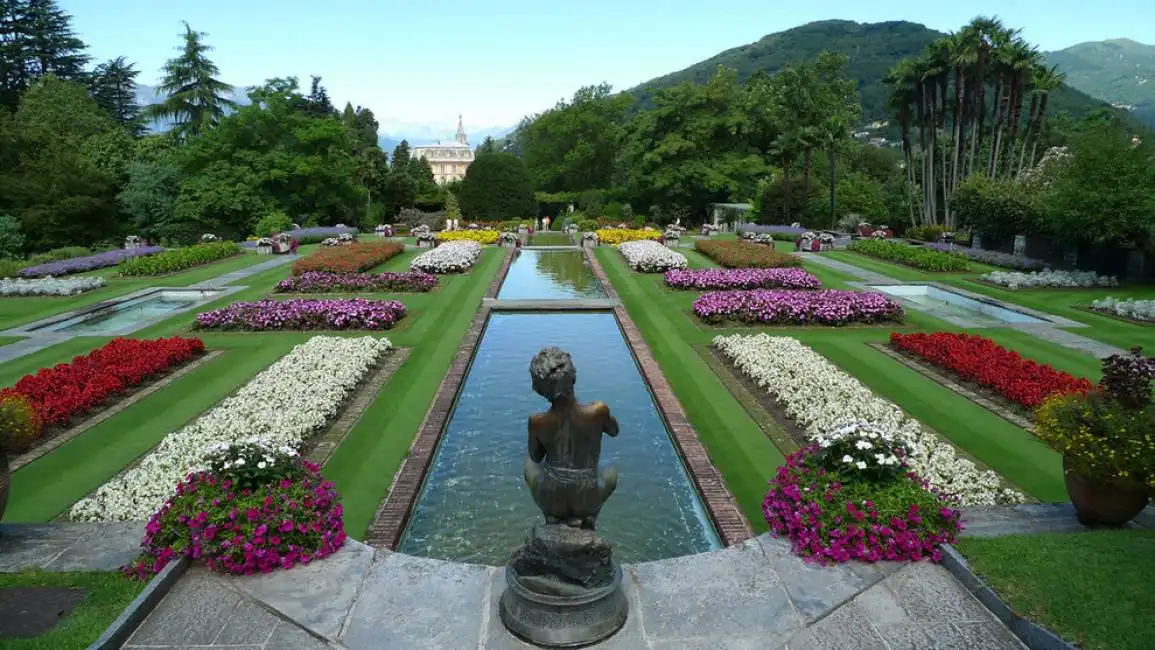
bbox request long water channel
[398,247,720,564]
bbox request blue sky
[59,0,1153,133]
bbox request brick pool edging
[365,248,516,548]
[584,247,755,546]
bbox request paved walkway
[0,522,143,572]
[960,503,1155,538]
[189,253,297,288]
[122,535,1023,650]
[801,252,1127,358]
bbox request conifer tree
[0,0,89,108]
[143,21,236,139]
[89,56,143,134]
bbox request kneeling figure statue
[499,347,629,647]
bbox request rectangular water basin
[869,284,1046,325]
[32,289,227,334]
[497,249,607,300]
[398,312,720,564]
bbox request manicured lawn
[0,252,274,331]
[597,246,786,530]
[3,247,500,531]
[825,250,1155,351]
[598,245,1074,504]
[0,336,22,347]
[0,570,144,650]
[324,248,503,537]
[957,530,1155,650]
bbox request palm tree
[144,22,237,139]
[965,16,1005,178]
[994,39,1039,177]
[884,59,920,224]
[1018,64,1065,175]
[946,28,979,217]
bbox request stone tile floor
[121,535,1024,650]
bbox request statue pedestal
[499,524,628,648]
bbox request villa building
[411,116,474,183]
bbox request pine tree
[143,21,236,139]
[0,0,89,109]
[391,140,411,170]
[89,56,142,134]
[352,106,379,150]
[445,191,462,222]
[305,75,335,118]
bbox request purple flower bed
[243,227,359,248]
[922,243,1046,271]
[193,298,406,331]
[665,268,821,290]
[275,271,437,293]
[693,289,904,326]
[19,246,164,278]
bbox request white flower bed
[981,269,1117,290]
[69,336,392,521]
[618,240,688,273]
[0,276,107,296]
[410,240,482,274]
[714,333,1023,505]
[1091,296,1155,322]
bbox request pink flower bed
[693,289,903,326]
[664,268,821,290]
[764,445,963,564]
[124,458,346,578]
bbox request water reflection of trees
[533,251,604,297]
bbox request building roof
[412,142,472,150]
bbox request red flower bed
[2,337,205,431]
[889,332,1092,409]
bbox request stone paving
[0,522,143,573]
[121,536,1024,650]
[189,253,298,288]
[960,503,1155,538]
[800,252,1127,358]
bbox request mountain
[627,20,1123,130]
[1046,38,1155,127]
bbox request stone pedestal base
[500,563,627,648]
[499,525,628,647]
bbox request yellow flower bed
[436,230,499,245]
[595,228,661,245]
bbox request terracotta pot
[1063,456,1149,526]
[0,454,9,522]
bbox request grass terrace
[0,570,145,649]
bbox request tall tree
[304,75,335,118]
[519,83,633,193]
[0,0,89,108]
[89,56,143,134]
[143,21,236,139]
[458,151,534,220]
[391,140,410,170]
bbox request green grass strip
[596,247,782,531]
[4,344,292,522]
[0,570,145,650]
[324,249,503,538]
[957,530,1155,650]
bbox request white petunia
[257,461,267,469]
[981,269,1117,290]
[856,461,867,470]
[70,335,393,522]
[713,333,1024,505]
[410,240,483,274]
[0,276,107,295]
[617,240,688,273]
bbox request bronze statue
[523,347,619,530]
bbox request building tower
[455,114,468,146]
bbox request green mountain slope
[1046,38,1155,127]
[628,20,1120,127]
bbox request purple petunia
[665,268,821,291]
[921,243,1046,271]
[693,289,904,326]
[275,271,437,293]
[19,246,164,278]
[193,299,406,331]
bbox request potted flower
[582,232,599,248]
[1034,347,1155,526]
[125,234,142,250]
[255,237,275,255]
[201,233,220,243]
[0,392,41,520]
[375,224,393,238]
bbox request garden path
[0,522,142,572]
[122,535,1024,649]
[800,252,1126,359]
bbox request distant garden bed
[292,241,404,275]
[848,239,970,272]
[695,239,802,269]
